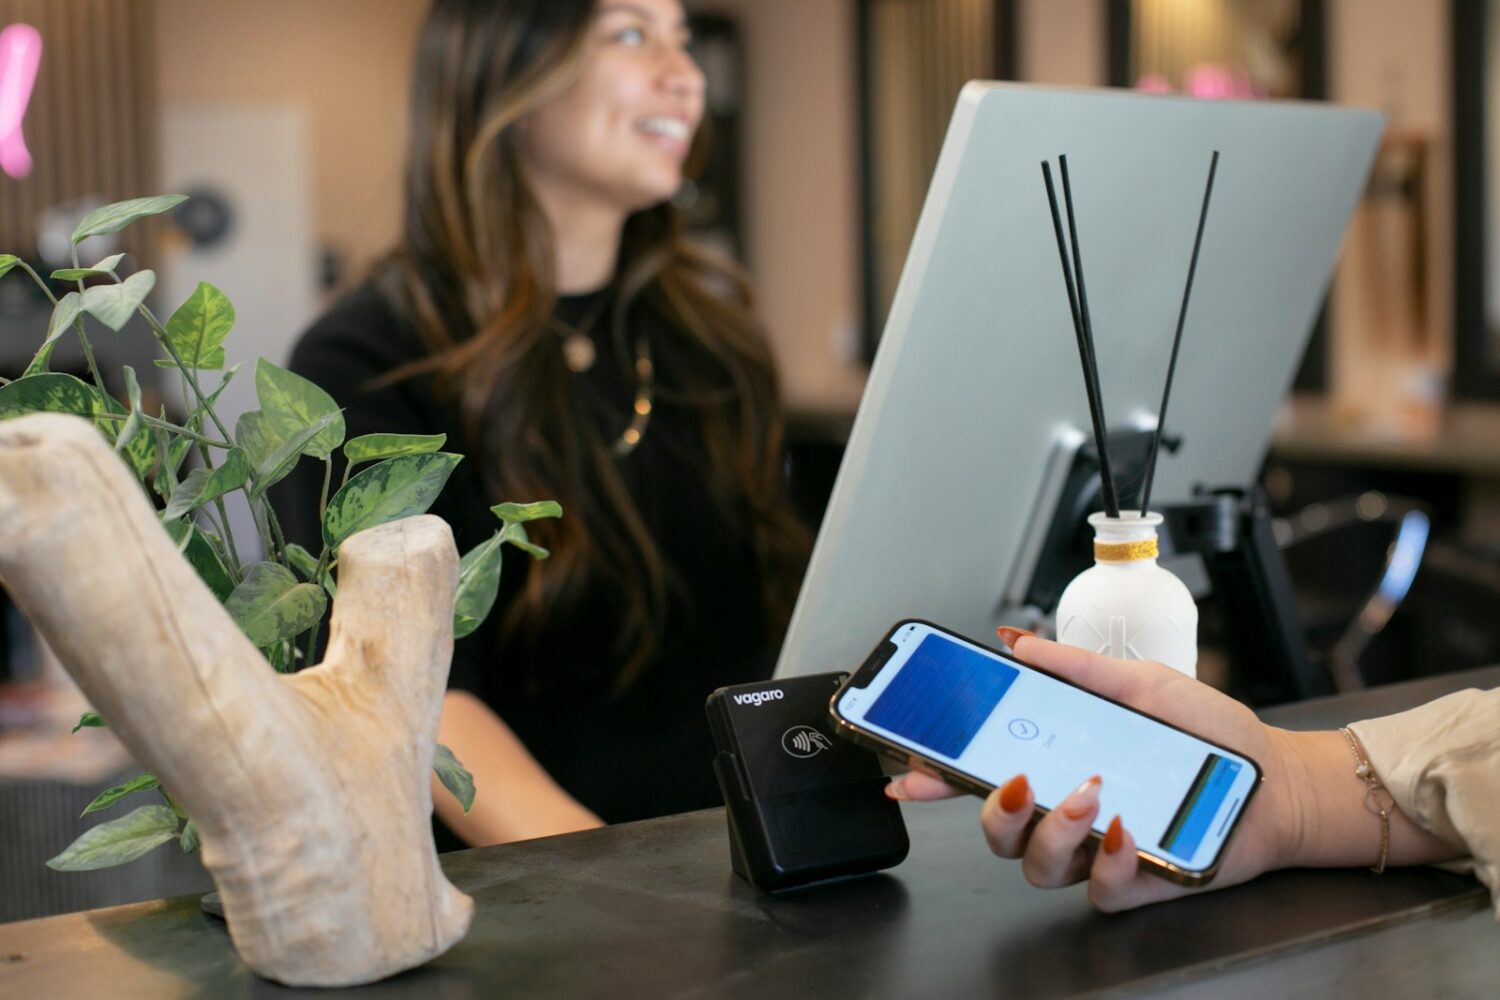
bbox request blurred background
[4,0,1500,921]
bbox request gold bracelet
[1339,727,1394,874]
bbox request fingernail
[996,626,1036,649]
[1060,775,1102,820]
[885,776,907,801]
[1103,814,1124,854]
[999,774,1029,813]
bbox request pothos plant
[0,194,558,872]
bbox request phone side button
[943,768,992,798]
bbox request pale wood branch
[0,413,472,986]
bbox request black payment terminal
[705,672,909,891]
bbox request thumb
[886,768,965,801]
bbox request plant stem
[136,304,236,445]
[14,260,60,305]
[136,302,284,564]
[70,247,109,396]
[302,522,340,668]
[193,445,245,582]
[93,410,231,448]
[264,503,288,563]
[318,458,332,525]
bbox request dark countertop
[2,666,1496,999]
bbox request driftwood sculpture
[0,413,473,986]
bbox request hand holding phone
[832,622,1280,895]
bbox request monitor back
[775,83,1382,678]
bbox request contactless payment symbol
[1008,718,1039,740]
[781,725,833,758]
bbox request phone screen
[834,621,1260,875]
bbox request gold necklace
[613,338,654,458]
[550,293,611,373]
[550,292,655,457]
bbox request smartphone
[830,619,1262,885]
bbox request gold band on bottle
[1093,539,1159,562]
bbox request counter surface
[2,667,1496,999]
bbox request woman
[892,630,1499,915]
[274,0,807,847]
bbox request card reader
[705,672,908,891]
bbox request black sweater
[271,278,775,838]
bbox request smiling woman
[270,0,809,849]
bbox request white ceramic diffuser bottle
[1054,511,1198,677]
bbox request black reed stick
[1057,155,1120,518]
[1041,160,1121,519]
[1139,150,1219,515]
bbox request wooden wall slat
[0,0,158,260]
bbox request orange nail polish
[999,774,1029,812]
[996,626,1036,649]
[1103,815,1124,854]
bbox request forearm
[1279,728,1461,871]
[432,690,603,846]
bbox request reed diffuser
[1045,152,1219,677]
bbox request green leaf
[433,744,475,814]
[234,408,283,469]
[0,253,19,278]
[72,195,188,243]
[491,500,564,524]
[322,452,463,548]
[284,543,319,580]
[46,805,180,871]
[81,773,161,817]
[80,270,155,332]
[319,571,337,601]
[501,522,550,560]
[41,290,85,352]
[225,562,328,647]
[153,421,192,498]
[112,365,145,459]
[449,520,554,639]
[71,711,106,734]
[343,432,447,466]
[162,282,234,370]
[23,340,56,377]
[0,372,99,421]
[246,411,340,498]
[162,447,250,520]
[50,252,125,280]
[186,535,235,601]
[177,525,236,602]
[255,359,344,460]
[95,389,157,480]
[453,533,505,639]
[180,820,200,854]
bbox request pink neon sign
[0,23,42,180]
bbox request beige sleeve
[1348,687,1500,919]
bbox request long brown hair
[389,0,807,691]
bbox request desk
[2,667,1495,999]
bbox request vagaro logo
[732,689,783,707]
[781,725,833,758]
[0,23,42,180]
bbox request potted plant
[0,195,552,985]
